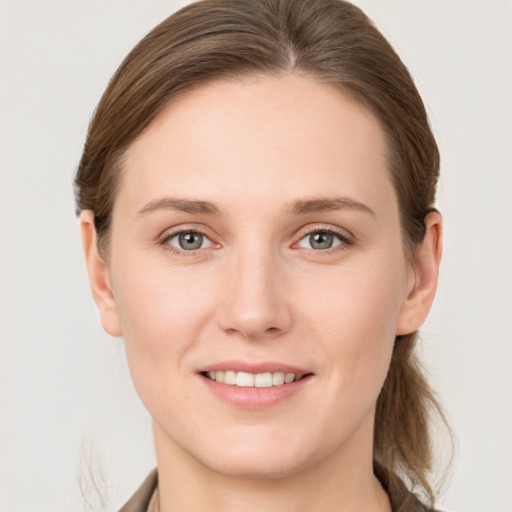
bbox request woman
[75,0,447,510]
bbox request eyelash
[158,225,354,256]
[295,225,354,253]
[158,228,213,256]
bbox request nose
[216,247,292,341]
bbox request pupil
[179,232,202,250]
[310,232,333,250]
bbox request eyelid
[158,225,219,255]
[156,223,354,255]
[293,224,355,250]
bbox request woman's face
[96,74,421,478]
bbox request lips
[199,362,313,409]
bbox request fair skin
[81,74,442,512]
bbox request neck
[153,421,391,512]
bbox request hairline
[94,70,413,261]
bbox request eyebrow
[288,196,375,216]
[137,198,221,217]
[136,195,375,218]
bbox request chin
[187,429,327,481]
[204,453,307,481]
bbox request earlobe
[80,210,122,337]
[396,211,443,335]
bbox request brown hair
[75,0,448,505]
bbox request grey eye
[309,232,334,250]
[297,231,342,250]
[167,231,211,251]
[179,232,203,250]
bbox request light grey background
[1,1,511,511]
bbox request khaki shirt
[118,469,436,512]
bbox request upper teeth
[206,371,301,387]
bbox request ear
[396,211,443,335]
[80,210,122,337]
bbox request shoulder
[374,464,440,512]
[118,469,158,512]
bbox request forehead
[120,73,395,217]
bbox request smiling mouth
[202,371,309,388]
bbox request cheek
[110,257,218,395]
[299,256,407,398]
